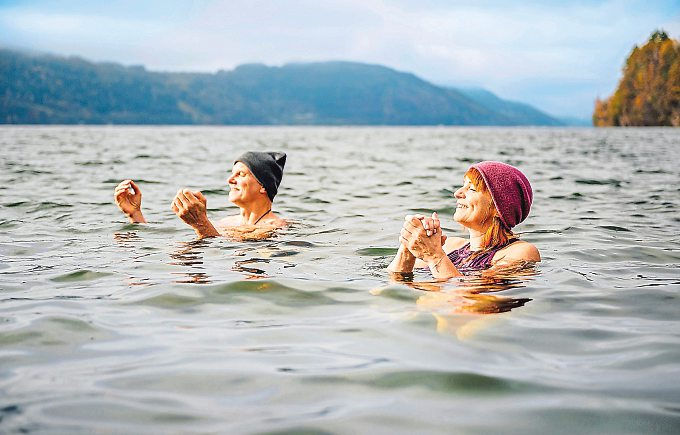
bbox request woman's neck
[239,201,272,225]
[467,228,485,251]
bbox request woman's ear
[260,186,267,195]
[488,204,499,218]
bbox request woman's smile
[453,177,495,230]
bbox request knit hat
[470,161,533,229]
[235,151,286,201]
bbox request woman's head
[453,169,497,231]
[468,161,533,230]
[454,161,533,250]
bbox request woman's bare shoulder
[494,240,541,263]
[443,236,467,253]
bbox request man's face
[227,162,265,206]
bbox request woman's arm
[387,244,418,273]
[424,252,463,279]
[388,214,431,273]
[400,215,463,279]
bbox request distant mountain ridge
[0,49,561,125]
[456,87,561,126]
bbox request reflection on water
[112,231,141,245]
[233,257,270,278]
[377,263,536,339]
[169,240,208,266]
[169,240,211,283]
[419,291,532,315]
[169,239,299,282]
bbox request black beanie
[235,151,286,201]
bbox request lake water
[1,126,679,434]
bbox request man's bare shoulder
[215,215,287,229]
[214,215,287,241]
[261,216,288,229]
[215,215,241,228]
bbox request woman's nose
[454,187,464,198]
[227,174,236,184]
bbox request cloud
[1,0,679,117]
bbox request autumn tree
[594,30,680,126]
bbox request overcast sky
[1,0,679,118]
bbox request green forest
[0,49,560,126]
[594,30,680,126]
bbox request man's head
[230,151,286,203]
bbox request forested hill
[594,30,680,126]
[0,49,561,125]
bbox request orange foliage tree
[594,30,680,126]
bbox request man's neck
[239,200,273,225]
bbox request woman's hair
[463,167,517,262]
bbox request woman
[388,161,540,278]
[114,151,287,240]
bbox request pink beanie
[470,161,533,229]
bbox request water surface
[1,126,679,433]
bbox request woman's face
[453,176,496,231]
[227,162,265,206]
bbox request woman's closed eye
[462,182,476,192]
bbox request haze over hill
[0,49,562,126]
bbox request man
[114,151,287,240]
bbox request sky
[1,0,679,119]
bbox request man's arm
[114,179,147,223]
[171,189,220,239]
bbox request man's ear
[260,186,267,195]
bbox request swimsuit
[446,239,519,274]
